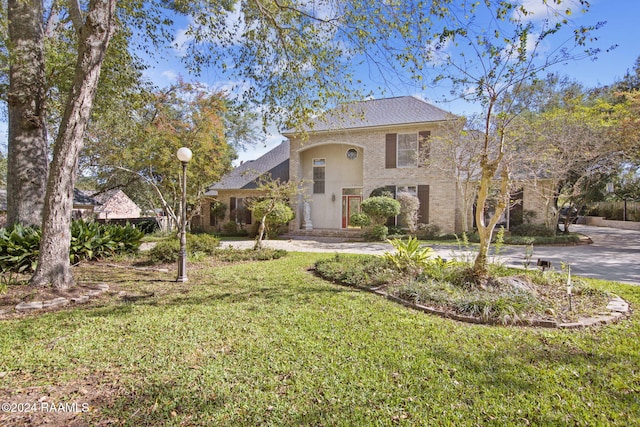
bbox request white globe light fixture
[177,147,193,163]
[176,147,192,282]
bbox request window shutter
[418,131,431,166]
[418,185,429,224]
[385,134,397,169]
[244,200,252,225]
[230,197,236,214]
[385,185,397,227]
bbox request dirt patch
[0,372,124,427]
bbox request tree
[396,191,419,234]
[29,0,117,288]
[424,117,482,233]
[248,176,302,250]
[506,74,636,233]
[6,0,48,227]
[6,0,449,288]
[83,81,236,231]
[398,1,605,278]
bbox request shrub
[384,237,436,275]
[0,221,144,272]
[213,247,287,262]
[0,224,41,273]
[148,233,220,264]
[510,224,555,237]
[70,221,144,263]
[364,225,388,241]
[349,212,370,228]
[314,254,393,288]
[397,191,420,233]
[415,223,442,239]
[148,239,181,264]
[369,187,394,198]
[220,221,248,236]
[360,196,401,226]
[188,233,220,255]
[251,200,294,238]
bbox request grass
[1,253,639,426]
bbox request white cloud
[515,0,583,23]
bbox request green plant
[147,233,221,264]
[0,224,41,273]
[148,239,181,263]
[364,224,388,241]
[415,223,441,239]
[360,196,401,226]
[70,221,144,264]
[510,223,555,237]
[349,212,370,228]
[396,191,420,233]
[384,237,435,275]
[188,233,220,255]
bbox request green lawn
[1,253,639,426]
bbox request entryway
[341,188,363,228]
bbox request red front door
[342,195,362,228]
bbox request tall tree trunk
[6,0,48,227]
[30,0,117,289]
[473,159,509,278]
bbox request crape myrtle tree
[247,175,302,250]
[82,80,238,232]
[398,0,606,279]
[6,0,462,288]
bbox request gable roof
[73,189,100,207]
[282,96,455,135]
[207,140,290,193]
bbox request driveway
[500,225,640,285]
[221,225,640,285]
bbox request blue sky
[142,0,635,164]
[2,0,639,164]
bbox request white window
[397,133,418,167]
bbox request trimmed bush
[361,197,401,225]
[349,212,371,228]
[364,224,388,241]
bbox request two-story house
[203,96,554,235]
[284,96,461,233]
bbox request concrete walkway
[221,224,640,285]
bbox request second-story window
[313,158,326,194]
[397,133,418,167]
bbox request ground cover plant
[315,247,615,325]
[0,252,638,426]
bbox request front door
[342,195,362,228]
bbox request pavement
[221,224,640,285]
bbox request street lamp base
[176,254,188,282]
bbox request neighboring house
[72,188,101,219]
[205,96,553,234]
[201,141,290,231]
[90,189,142,220]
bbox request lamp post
[176,147,193,282]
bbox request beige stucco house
[204,96,553,234]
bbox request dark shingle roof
[73,189,100,206]
[283,96,454,135]
[207,141,290,192]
